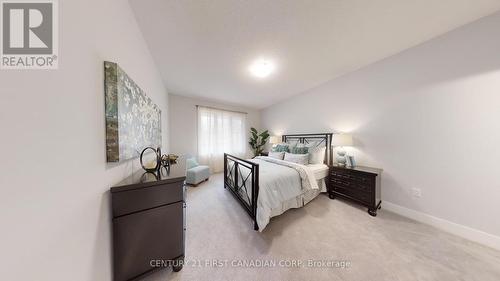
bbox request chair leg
[189,178,208,187]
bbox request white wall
[169,94,260,160]
[0,1,169,280]
[262,12,500,240]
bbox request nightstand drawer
[330,177,373,193]
[331,169,373,180]
[331,185,373,205]
[328,165,382,216]
[330,170,356,180]
[330,178,353,188]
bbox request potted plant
[249,127,270,157]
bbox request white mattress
[307,163,329,180]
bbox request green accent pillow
[272,143,289,152]
[186,158,199,169]
[290,145,308,154]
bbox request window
[197,106,247,172]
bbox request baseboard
[383,201,500,251]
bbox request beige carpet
[144,173,500,281]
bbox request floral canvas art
[104,61,162,162]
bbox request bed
[223,133,333,231]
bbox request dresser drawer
[112,182,184,217]
[113,202,184,281]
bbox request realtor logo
[1,0,58,69]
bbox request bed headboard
[282,133,333,165]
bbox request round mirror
[140,147,160,172]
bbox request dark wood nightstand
[328,165,382,216]
[260,152,269,156]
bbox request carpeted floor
[144,173,500,281]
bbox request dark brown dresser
[328,165,382,216]
[110,158,186,281]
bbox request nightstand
[328,165,382,216]
[260,152,269,156]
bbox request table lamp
[332,134,353,166]
[269,136,281,144]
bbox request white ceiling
[130,0,500,109]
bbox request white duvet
[246,156,320,231]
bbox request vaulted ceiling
[130,0,500,109]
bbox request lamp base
[336,156,346,166]
[336,147,347,166]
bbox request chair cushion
[186,165,210,185]
[186,157,199,169]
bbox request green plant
[249,127,270,157]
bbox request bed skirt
[267,179,327,221]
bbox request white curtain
[197,106,247,173]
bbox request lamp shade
[332,134,353,147]
[269,136,281,144]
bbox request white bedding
[241,157,327,231]
[307,163,329,180]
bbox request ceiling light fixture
[249,59,275,78]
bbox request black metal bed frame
[224,133,333,231]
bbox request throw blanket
[244,156,319,231]
[254,156,319,190]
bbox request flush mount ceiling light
[249,59,275,78]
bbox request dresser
[110,158,186,281]
[328,165,382,216]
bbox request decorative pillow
[308,146,326,164]
[303,141,325,164]
[272,143,289,152]
[268,151,285,160]
[290,143,308,154]
[186,158,199,169]
[286,140,299,147]
[284,152,309,165]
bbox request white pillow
[305,141,326,164]
[287,140,299,147]
[284,152,309,165]
[268,151,285,160]
[308,146,326,164]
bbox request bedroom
[1,0,500,281]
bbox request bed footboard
[223,153,260,230]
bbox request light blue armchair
[186,157,210,186]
